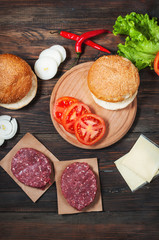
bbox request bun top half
[87,55,140,103]
[0,53,33,104]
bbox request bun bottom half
[0,73,37,110]
[91,91,137,110]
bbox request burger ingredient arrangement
[1,11,159,215]
[53,97,106,145]
[113,12,159,73]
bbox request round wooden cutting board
[50,62,137,149]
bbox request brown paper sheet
[0,132,59,202]
[54,158,103,215]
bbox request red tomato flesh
[53,97,78,124]
[154,51,159,76]
[74,113,106,145]
[62,102,91,134]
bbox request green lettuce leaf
[113,12,159,70]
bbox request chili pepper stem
[50,30,60,34]
[69,53,81,69]
[76,52,81,58]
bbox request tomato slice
[154,51,159,76]
[53,96,78,124]
[62,102,91,134]
[74,113,106,145]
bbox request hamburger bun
[87,55,140,110]
[0,53,37,109]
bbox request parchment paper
[0,133,59,202]
[54,158,103,215]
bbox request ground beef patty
[61,162,97,211]
[11,148,52,188]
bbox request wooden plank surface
[0,0,159,239]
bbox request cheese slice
[115,154,147,191]
[122,135,159,183]
[154,169,159,178]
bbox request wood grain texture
[0,0,159,239]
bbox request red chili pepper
[60,31,78,40]
[75,29,111,57]
[60,30,111,54]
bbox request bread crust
[0,73,37,110]
[0,53,33,104]
[87,55,140,102]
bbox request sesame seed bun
[87,55,140,110]
[0,53,37,109]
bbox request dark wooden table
[1,0,159,239]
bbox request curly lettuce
[113,12,159,70]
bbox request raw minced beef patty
[11,148,52,188]
[61,162,97,211]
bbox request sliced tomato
[154,51,159,76]
[62,102,91,134]
[74,113,106,145]
[53,96,78,124]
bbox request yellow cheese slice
[122,135,159,183]
[115,154,147,191]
